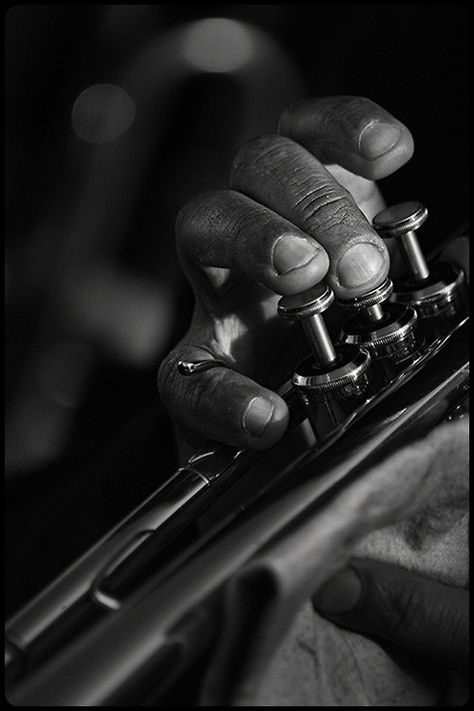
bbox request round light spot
[182,18,254,73]
[72,83,136,143]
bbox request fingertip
[170,357,291,452]
[272,243,330,296]
[330,239,390,299]
[271,233,323,274]
[312,567,363,616]
[242,391,289,450]
[242,396,275,437]
[360,125,414,181]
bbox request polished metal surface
[301,316,338,366]
[373,203,468,342]
[341,303,420,389]
[363,303,385,323]
[278,282,373,433]
[392,263,466,313]
[177,359,233,375]
[338,275,419,389]
[391,259,468,346]
[373,201,429,237]
[342,303,418,346]
[373,202,430,280]
[278,283,337,366]
[292,345,373,441]
[399,231,430,280]
[7,315,469,706]
[4,378,304,684]
[5,218,470,704]
[292,346,371,390]
[337,277,393,312]
[277,283,334,319]
[337,276,394,328]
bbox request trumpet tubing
[5,215,470,704]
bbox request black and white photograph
[5,4,469,706]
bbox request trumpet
[5,204,469,705]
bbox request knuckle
[175,191,215,238]
[175,189,239,253]
[236,205,272,241]
[231,134,294,179]
[298,183,352,233]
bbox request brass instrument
[5,205,469,705]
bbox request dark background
[5,5,469,615]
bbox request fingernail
[312,567,362,615]
[242,397,275,437]
[359,121,401,160]
[273,234,319,275]
[337,242,386,289]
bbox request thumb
[312,558,469,678]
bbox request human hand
[158,96,417,458]
[312,558,468,679]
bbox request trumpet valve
[278,284,373,442]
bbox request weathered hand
[158,96,416,458]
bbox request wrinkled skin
[158,94,469,684]
[158,95,469,458]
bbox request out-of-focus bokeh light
[71,83,136,143]
[182,18,254,73]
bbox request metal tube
[6,318,469,706]
[302,315,337,366]
[400,231,430,280]
[363,303,384,323]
